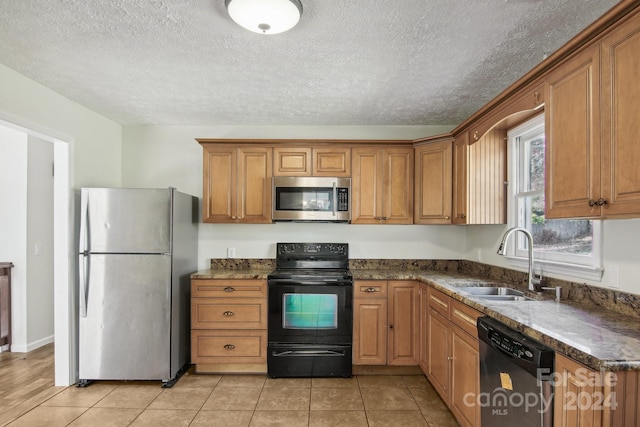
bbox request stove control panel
[277,243,347,256]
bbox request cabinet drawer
[192,279,267,298]
[450,299,482,337]
[191,330,267,364]
[354,280,388,298]
[191,298,267,329]
[428,287,451,317]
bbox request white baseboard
[10,335,54,353]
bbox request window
[507,114,603,280]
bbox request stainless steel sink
[457,286,525,296]
[457,287,534,301]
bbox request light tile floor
[6,373,460,426]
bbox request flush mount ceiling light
[225,0,303,35]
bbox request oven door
[268,281,353,345]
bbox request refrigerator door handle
[79,190,89,254]
[79,192,90,318]
[79,254,89,318]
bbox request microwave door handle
[332,182,337,217]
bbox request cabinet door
[383,148,414,224]
[273,147,311,176]
[554,353,603,427]
[452,133,469,224]
[351,148,384,223]
[202,145,237,223]
[428,308,450,402]
[450,325,480,427]
[414,141,452,224]
[353,298,387,365]
[237,147,272,224]
[313,147,351,177]
[418,284,430,374]
[545,44,601,219]
[388,281,418,365]
[600,10,640,217]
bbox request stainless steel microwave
[272,176,351,222]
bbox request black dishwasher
[477,316,554,427]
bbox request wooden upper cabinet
[273,146,350,177]
[600,9,640,217]
[452,130,506,225]
[352,146,414,224]
[273,147,311,176]
[202,144,272,223]
[545,43,601,219]
[414,140,453,224]
[313,147,351,176]
[547,8,640,220]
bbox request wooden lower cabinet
[450,324,480,427]
[418,283,430,373]
[388,281,419,365]
[427,307,450,399]
[426,286,481,427]
[353,280,418,366]
[353,298,387,365]
[190,279,267,373]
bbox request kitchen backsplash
[208,258,640,318]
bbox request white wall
[0,63,122,188]
[465,222,640,295]
[26,136,54,351]
[0,126,28,350]
[122,125,462,270]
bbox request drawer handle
[223,311,235,317]
[224,287,235,292]
[224,344,235,350]
[364,287,378,293]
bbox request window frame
[505,113,604,281]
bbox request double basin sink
[457,286,534,302]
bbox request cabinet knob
[364,287,377,293]
[447,356,453,361]
[444,216,450,220]
[224,287,235,292]
[224,344,235,350]
[389,324,393,329]
[223,311,235,316]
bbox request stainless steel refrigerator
[77,187,198,387]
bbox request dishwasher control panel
[489,329,535,361]
[477,316,554,370]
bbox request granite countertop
[192,267,640,372]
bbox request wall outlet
[608,264,619,289]
[227,247,236,258]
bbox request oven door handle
[268,279,352,286]
[271,350,346,357]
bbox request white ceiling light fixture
[225,0,303,35]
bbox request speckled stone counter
[192,259,640,372]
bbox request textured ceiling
[0,0,619,126]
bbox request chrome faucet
[497,227,542,292]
